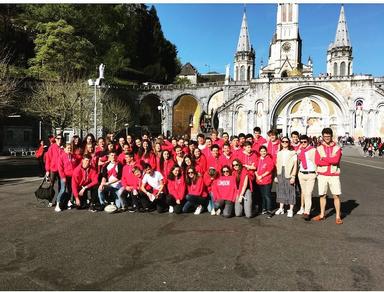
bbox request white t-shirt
[142,171,164,190]
[106,162,122,189]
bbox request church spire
[237,10,251,52]
[334,5,351,47]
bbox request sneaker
[67,201,73,209]
[194,205,202,215]
[128,206,136,213]
[296,207,304,215]
[210,209,216,216]
[266,211,273,219]
[169,206,174,214]
[215,209,221,216]
[88,204,97,213]
[261,209,267,215]
[54,204,61,212]
[48,202,53,207]
[275,208,284,215]
[287,210,293,218]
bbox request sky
[152,3,384,77]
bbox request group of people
[38,126,344,224]
[358,137,383,157]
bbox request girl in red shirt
[256,146,275,218]
[211,165,237,218]
[182,167,207,215]
[157,150,175,183]
[166,165,186,214]
[193,148,207,175]
[232,159,252,218]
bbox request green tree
[23,79,93,130]
[28,19,94,80]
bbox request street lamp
[158,103,166,135]
[124,123,129,137]
[87,78,101,137]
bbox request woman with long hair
[71,135,83,165]
[182,166,207,215]
[83,133,96,150]
[232,159,253,218]
[136,140,156,169]
[193,148,207,174]
[255,146,275,218]
[166,165,186,214]
[181,155,195,176]
[275,137,298,218]
[158,150,175,183]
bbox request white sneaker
[216,209,221,216]
[48,202,53,207]
[275,208,284,215]
[211,209,216,216]
[67,201,73,209]
[54,205,61,212]
[296,207,304,215]
[169,206,174,214]
[194,205,202,215]
[287,210,294,218]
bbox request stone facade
[132,4,384,139]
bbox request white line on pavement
[342,159,384,170]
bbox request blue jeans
[98,185,123,208]
[207,192,215,212]
[57,177,72,207]
[258,183,272,212]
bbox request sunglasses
[232,163,239,167]
[300,141,308,144]
[281,141,289,143]
[188,171,194,174]
[223,170,230,173]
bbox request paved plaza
[0,147,383,290]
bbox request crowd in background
[35,126,344,224]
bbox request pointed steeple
[237,10,251,52]
[334,5,351,47]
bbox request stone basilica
[134,4,384,139]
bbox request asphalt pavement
[0,147,383,290]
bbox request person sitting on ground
[140,163,166,213]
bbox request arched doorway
[207,90,224,131]
[271,87,346,137]
[172,94,201,137]
[139,94,161,136]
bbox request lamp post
[87,63,105,137]
[124,123,129,137]
[157,102,166,135]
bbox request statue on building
[99,63,105,79]
[356,105,363,128]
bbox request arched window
[240,66,245,81]
[247,66,251,80]
[333,63,338,76]
[340,62,346,76]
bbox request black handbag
[34,177,55,202]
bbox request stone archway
[207,90,224,131]
[139,94,161,135]
[172,94,201,138]
[270,86,347,137]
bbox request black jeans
[182,194,207,213]
[166,194,183,214]
[258,183,273,212]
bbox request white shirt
[299,151,316,172]
[106,163,121,189]
[142,171,164,190]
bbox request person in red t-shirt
[193,148,207,175]
[182,167,207,215]
[211,166,237,218]
[252,127,267,155]
[166,165,186,214]
[232,159,253,218]
[255,146,275,218]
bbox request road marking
[0,177,42,186]
[342,159,384,170]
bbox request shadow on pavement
[312,197,359,219]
